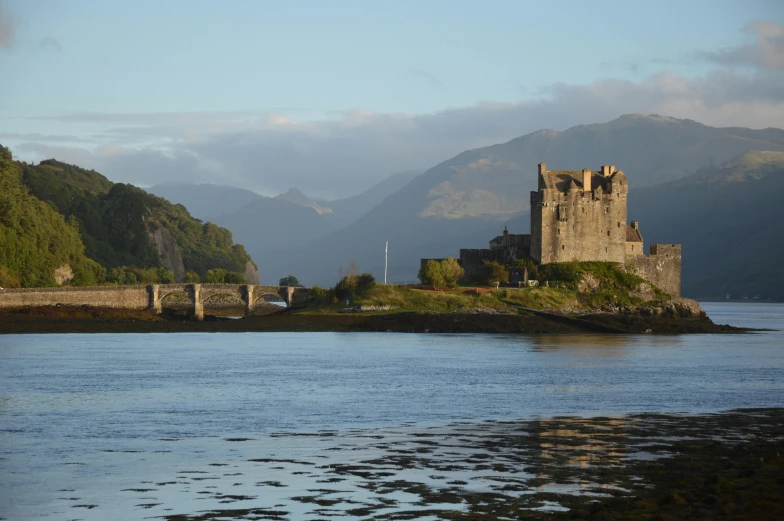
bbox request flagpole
[384,241,388,285]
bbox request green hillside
[629,151,784,301]
[0,147,104,287]
[0,146,256,287]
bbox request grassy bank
[303,262,668,315]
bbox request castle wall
[533,189,627,264]
[626,241,643,256]
[458,249,494,282]
[626,244,682,297]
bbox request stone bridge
[0,284,310,321]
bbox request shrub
[223,271,246,284]
[279,275,300,286]
[334,275,355,300]
[0,266,21,288]
[481,261,508,286]
[356,272,376,293]
[156,267,175,284]
[184,271,200,283]
[309,284,328,302]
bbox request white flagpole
[384,241,388,285]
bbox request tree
[418,260,446,290]
[440,257,464,287]
[184,271,200,283]
[204,268,228,283]
[279,275,300,286]
[223,271,246,284]
[482,261,508,286]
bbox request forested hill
[0,146,257,287]
[0,147,104,287]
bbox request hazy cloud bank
[12,21,784,198]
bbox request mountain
[148,182,264,222]
[629,150,784,300]
[317,170,420,229]
[255,115,784,286]
[17,156,257,284]
[404,114,784,221]
[276,188,333,215]
[211,197,337,283]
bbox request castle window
[617,222,621,228]
[562,245,565,250]
[607,231,610,236]
[632,245,635,251]
[557,229,560,235]
[606,247,608,253]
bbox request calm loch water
[1,302,782,520]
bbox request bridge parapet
[0,283,311,320]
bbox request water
[0,302,782,520]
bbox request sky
[1,0,783,198]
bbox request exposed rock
[340,305,395,313]
[631,282,655,301]
[578,273,600,293]
[244,261,260,285]
[53,265,74,286]
[672,297,706,318]
[148,227,185,282]
[627,297,706,319]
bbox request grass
[299,262,670,315]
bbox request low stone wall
[0,285,150,309]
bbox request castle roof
[626,225,643,242]
[538,168,627,193]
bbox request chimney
[609,165,617,174]
[582,168,592,194]
[601,165,610,176]
[538,162,547,176]
[631,221,639,230]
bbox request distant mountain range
[250,115,784,291]
[21,114,784,300]
[148,171,421,282]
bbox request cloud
[9,20,784,198]
[0,2,14,49]
[702,21,784,70]
[17,66,783,198]
[39,36,62,52]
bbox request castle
[424,163,682,296]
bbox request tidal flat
[0,304,745,334]
[10,410,784,520]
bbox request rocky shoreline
[0,304,749,334]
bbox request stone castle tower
[530,163,629,264]
[428,161,683,296]
[530,162,681,296]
